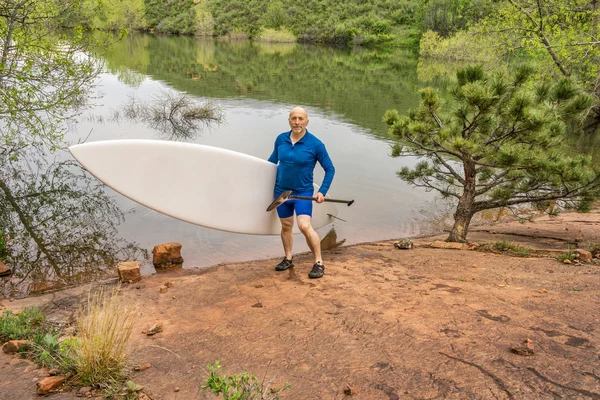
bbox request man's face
[288,109,309,135]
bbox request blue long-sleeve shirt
[268,130,335,196]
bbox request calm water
[70,35,447,272]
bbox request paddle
[266,190,354,212]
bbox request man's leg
[297,215,322,264]
[280,216,294,260]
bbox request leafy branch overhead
[385,65,600,242]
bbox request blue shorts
[275,190,313,218]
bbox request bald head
[289,106,308,119]
[288,106,309,137]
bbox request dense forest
[67,0,495,47]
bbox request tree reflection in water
[0,150,147,297]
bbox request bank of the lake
[2,208,600,399]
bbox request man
[268,106,335,279]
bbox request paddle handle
[289,195,355,207]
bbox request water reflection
[0,149,147,297]
[103,34,424,139]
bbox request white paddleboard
[68,139,338,235]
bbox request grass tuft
[482,241,531,257]
[74,286,137,386]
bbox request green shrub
[0,308,45,342]
[257,28,296,43]
[201,360,291,400]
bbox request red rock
[574,249,592,261]
[134,363,152,371]
[0,261,10,277]
[152,242,184,268]
[37,376,66,395]
[2,340,29,354]
[117,261,141,283]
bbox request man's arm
[316,143,335,197]
[268,137,279,164]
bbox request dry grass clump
[74,286,137,386]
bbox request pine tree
[385,65,600,242]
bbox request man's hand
[315,192,325,203]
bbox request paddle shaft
[290,195,354,207]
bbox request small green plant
[483,241,531,257]
[558,248,577,263]
[572,287,584,291]
[28,331,77,375]
[103,379,144,400]
[201,360,291,400]
[0,307,45,342]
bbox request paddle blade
[266,190,292,212]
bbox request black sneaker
[275,258,294,271]
[308,263,324,279]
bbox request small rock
[174,387,180,392]
[48,368,59,376]
[511,339,534,356]
[2,340,29,353]
[538,288,548,294]
[63,326,76,336]
[563,259,572,264]
[78,386,92,396]
[159,286,168,293]
[117,261,141,283]
[0,261,11,277]
[394,239,413,250]
[344,384,356,395]
[165,281,174,288]
[37,376,66,395]
[143,321,163,336]
[134,363,152,371]
[251,302,263,308]
[152,242,184,268]
[574,249,592,261]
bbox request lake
[69,34,450,272]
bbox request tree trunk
[447,159,476,242]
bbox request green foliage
[257,28,296,43]
[0,0,101,155]
[75,0,147,31]
[417,0,495,37]
[29,332,77,374]
[201,360,291,400]
[558,248,577,263]
[0,308,45,342]
[144,0,199,34]
[385,65,600,241]
[209,0,417,46]
[472,0,600,91]
[483,241,531,257]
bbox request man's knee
[280,217,294,232]
[296,217,313,234]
